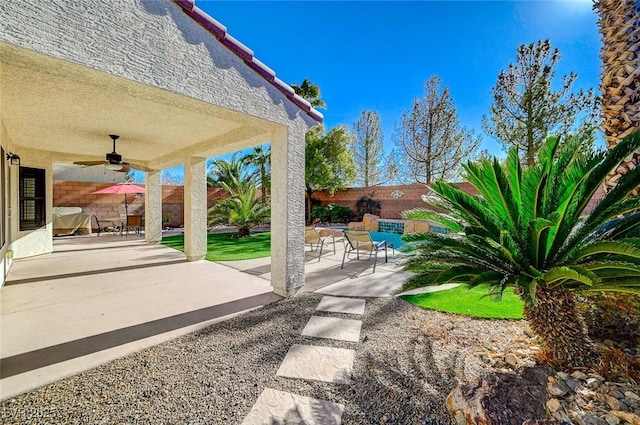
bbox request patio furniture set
[305,227,394,273]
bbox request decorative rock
[586,377,601,389]
[546,398,561,413]
[608,389,624,399]
[446,367,551,425]
[572,371,588,380]
[548,382,570,397]
[603,413,621,425]
[610,410,640,425]
[625,391,640,401]
[582,414,607,425]
[605,395,621,410]
[566,378,582,391]
[453,410,466,425]
[505,353,518,368]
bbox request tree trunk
[595,0,640,195]
[305,186,313,225]
[523,287,599,369]
[237,227,251,238]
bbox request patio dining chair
[124,215,143,236]
[341,230,388,273]
[305,226,335,262]
[92,215,108,237]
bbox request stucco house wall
[0,0,319,295]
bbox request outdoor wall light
[6,152,20,166]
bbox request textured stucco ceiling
[0,44,277,170]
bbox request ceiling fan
[73,134,152,172]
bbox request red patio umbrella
[91,182,145,216]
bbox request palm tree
[594,0,640,195]
[207,176,270,238]
[402,132,640,368]
[207,153,256,190]
[242,145,270,205]
[291,79,327,109]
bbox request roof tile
[174,0,322,122]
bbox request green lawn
[162,232,271,261]
[400,284,524,319]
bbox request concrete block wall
[314,183,479,219]
[314,182,604,219]
[53,181,226,228]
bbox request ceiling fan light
[105,163,123,171]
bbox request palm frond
[543,265,601,287]
[573,241,640,262]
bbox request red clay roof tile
[174,0,323,123]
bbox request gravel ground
[0,294,528,425]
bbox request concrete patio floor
[0,233,409,400]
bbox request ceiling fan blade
[119,164,131,173]
[73,160,108,166]
[126,162,153,172]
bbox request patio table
[104,217,125,236]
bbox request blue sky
[202,0,600,156]
[155,0,600,183]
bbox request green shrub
[311,203,354,223]
[356,195,381,219]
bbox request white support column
[145,170,162,244]
[184,156,207,261]
[270,126,306,297]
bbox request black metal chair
[92,215,107,237]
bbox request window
[19,167,46,231]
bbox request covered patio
[0,0,321,297]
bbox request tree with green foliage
[242,145,270,205]
[207,176,270,238]
[402,132,640,369]
[305,125,356,223]
[291,79,326,109]
[483,40,599,166]
[207,153,255,189]
[394,75,481,184]
[351,110,384,187]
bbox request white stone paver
[316,296,366,315]
[302,316,362,342]
[242,387,344,425]
[276,344,354,384]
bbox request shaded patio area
[0,234,409,400]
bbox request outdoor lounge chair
[341,230,388,273]
[305,226,335,262]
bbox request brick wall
[53,181,226,227]
[314,183,604,219]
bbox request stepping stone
[302,316,362,342]
[242,387,344,425]
[316,296,366,315]
[277,344,354,384]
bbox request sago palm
[208,177,270,238]
[402,132,640,368]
